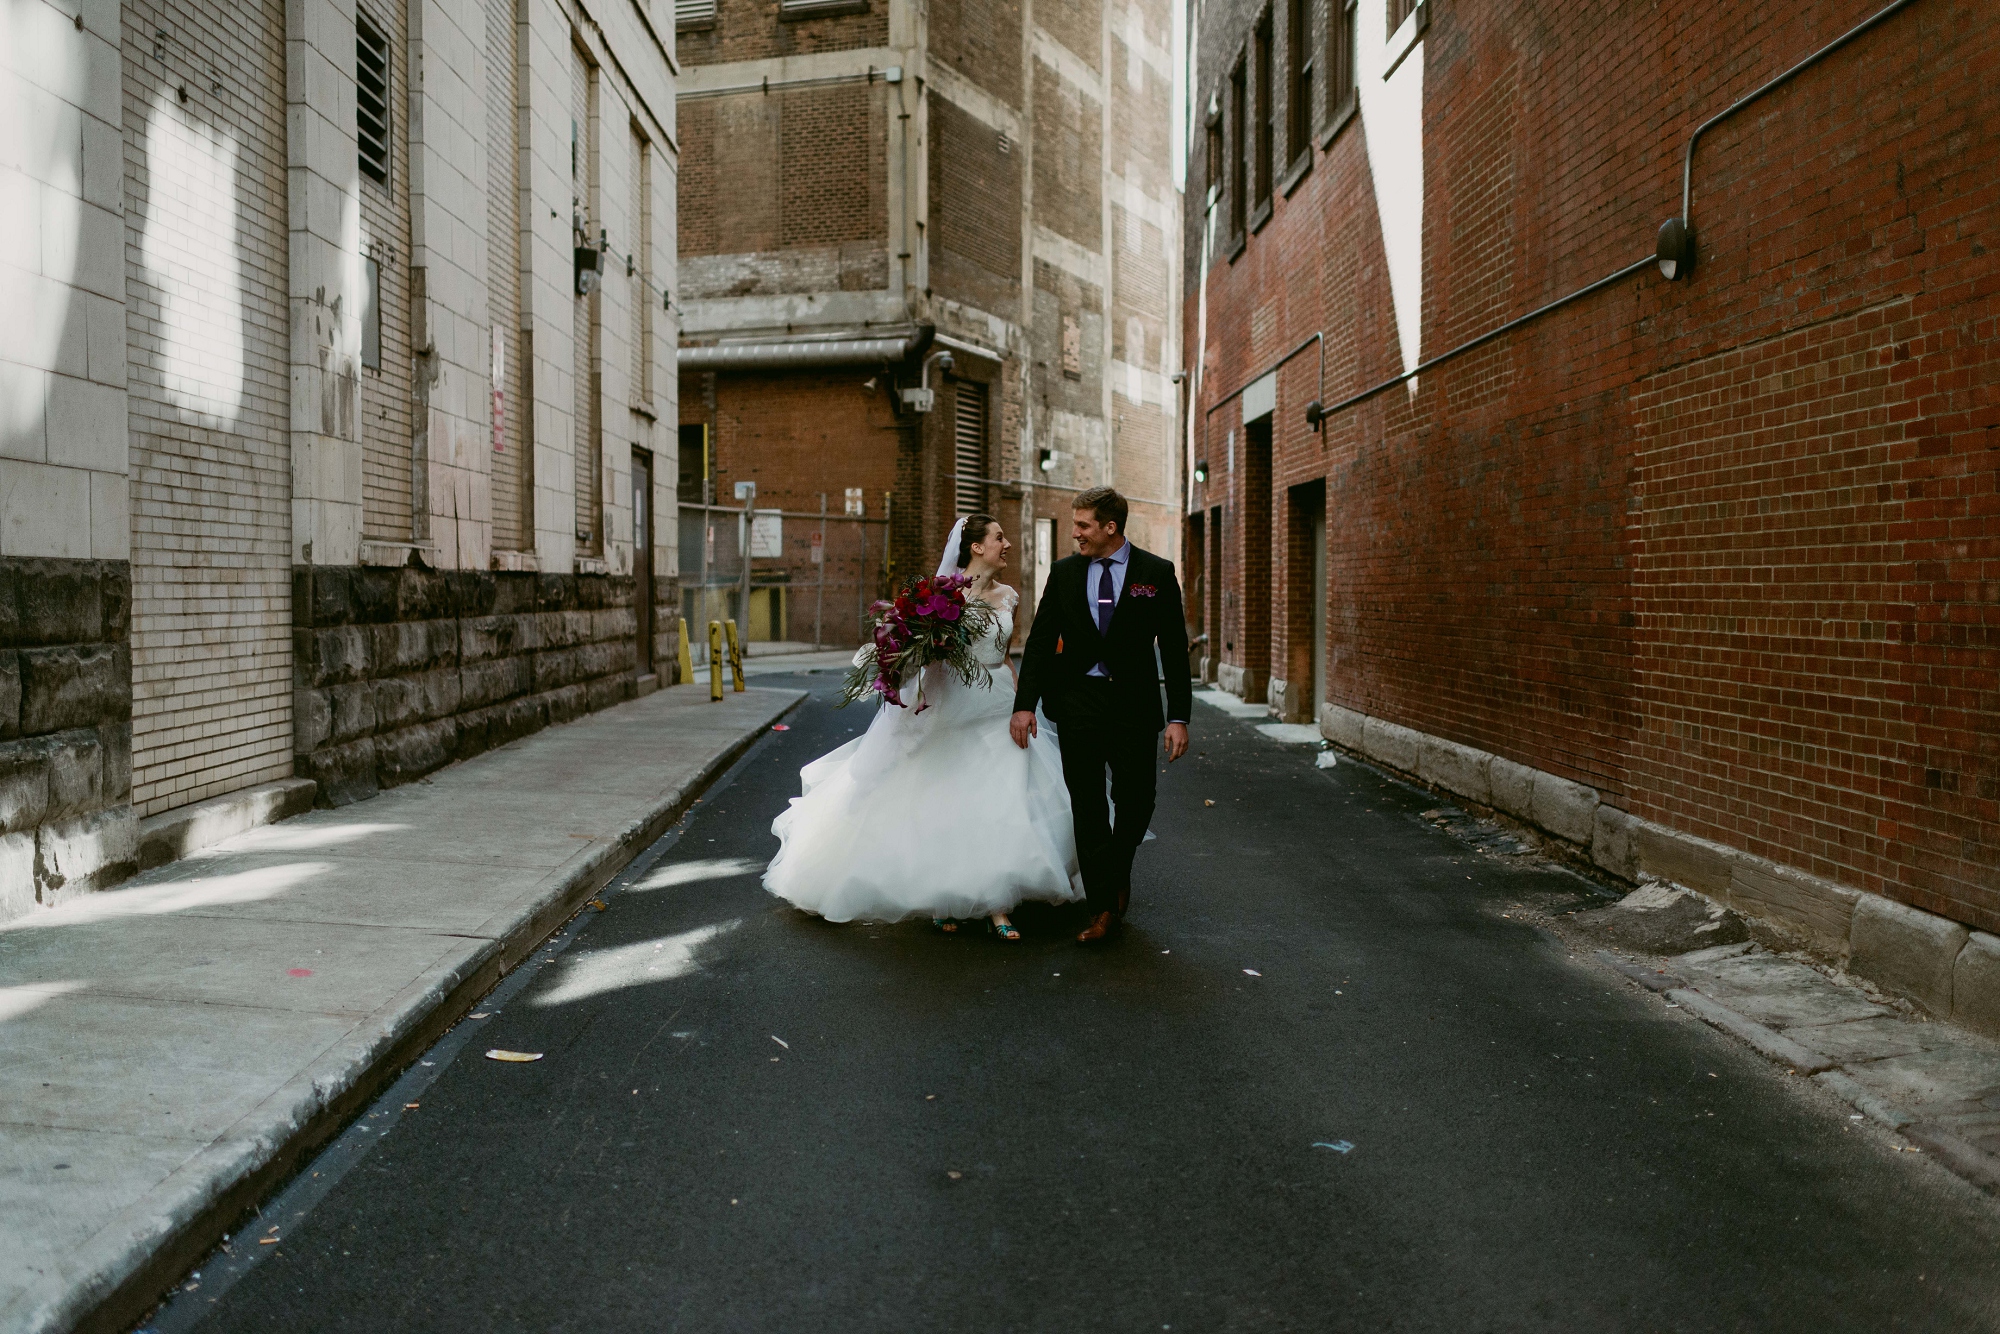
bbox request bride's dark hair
[955,514,999,570]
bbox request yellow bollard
[676,616,694,686]
[723,619,746,692]
[707,621,724,701]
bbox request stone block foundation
[293,566,660,806]
[0,557,133,919]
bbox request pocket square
[1130,584,1158,597]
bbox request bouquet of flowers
[842,572,998,708]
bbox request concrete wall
[1186,0,1999,934]
[0,0,678,920]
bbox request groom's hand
[1010,710,1038,749]
[1163,722,1188,763]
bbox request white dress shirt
[1083,541,1132,679]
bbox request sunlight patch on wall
[141,90,246,425]
[1356,7,1425,385]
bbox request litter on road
[485,1050,544,1062]
[771,1035,789,1048]
[1243,969,1262,977]
[1314,1141,1355,1154]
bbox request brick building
[674,0,1183,644]
[0,0,676,918]
[1183,0,1998,957]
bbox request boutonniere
[1130,584,1158,597]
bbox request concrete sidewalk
[0,682,804,1334]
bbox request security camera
[936,352,954,374]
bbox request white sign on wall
[749,510,783,558]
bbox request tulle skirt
[763,672,1082,922]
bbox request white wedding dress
[762,582,1083,922]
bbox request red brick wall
[676,0,887,67]
[681,370,908,646]
[1187,0,1999,928]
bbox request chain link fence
[677,502,891,663]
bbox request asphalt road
[161,672,2000,1332]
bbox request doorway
[1240,419,1272,702]
[1185,512,1207,680]
[1285,480,1325,723]
[1206,504,1223,683]
[632,449,654,678]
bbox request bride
[762,515,1081,937]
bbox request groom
[1011,487,1192,943]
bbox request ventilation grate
[674,0,716,23]
[953,383,986,517]
[356,13,389,186]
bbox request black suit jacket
[1013,544,1193,733]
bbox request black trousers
[1058,680,1159,916]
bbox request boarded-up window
[954,382,987,515]
[487,0,529,549]
[1061,316,1081,379]
[929,97,1021,315]
[573,45,600,553]
[779,84,879,248]
[357,0,412,544]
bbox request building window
[1206,110,1223,205]
[361,257,381,369]
[1285,0,1311,166]
[953,382,987,516]
[1253,12,1274,212]
[356,12,390,187]
[634,129,654,406]
[1228,56,1247,237]
[1388,0,1418,33]
[1326,0,1356,120]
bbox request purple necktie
[1095,559,1115,637]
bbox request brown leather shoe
[1076,911,1118,943]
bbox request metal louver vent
[356,14,389,186]
[675,0,716,22]
[953,383,986,516]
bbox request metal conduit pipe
[1196,0,1924,444]
[678,325,933,372]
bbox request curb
[46,690,805,1334]
[1594,952,2000,1199]
[1662,988,1838,1075]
